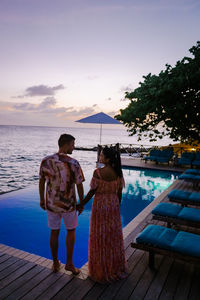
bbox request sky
[0,0,200,127]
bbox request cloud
[0,99,97,122]
[106,110,119,117]
[0,98,121,126]
[119,85,134,93]
[13,97,67,114]
[16,84,65,98]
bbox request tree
[115,41,200,143]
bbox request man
[39,134,84,274]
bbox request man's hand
[76,204,84,216]
[39,177,46,210]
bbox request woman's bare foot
[52,260,61,273]
[65,264,80,275]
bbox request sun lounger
[168,189,200,206]
[131,224,200,268]
[192,152,200,167]
[178,173,200,188]
[177,152,195,167]
[144,149,160,162]
[144,149,173,165]
[185,169,200,175]
[152,202,200,228]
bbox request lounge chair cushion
[179,207,200,222]
[156,157,170,163]
[153,203,200,223]
[136,225,200,258]
[168,189,191,200]
[152,203,182,218]
[185,169,200,175]
[136,225,178,250]
[179,174,200,181]
[189,192,200,202]
[179,174,196,180]
[171,231,200,257]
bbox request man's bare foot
[52,260,61,273]
[65,264,80,275]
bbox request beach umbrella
[76,112,121,145]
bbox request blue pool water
[0,167,179,267]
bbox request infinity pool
[0,167,179,267]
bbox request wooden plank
[158,260,183,300]
[0,245,10,252]
[4,247,17,255]
[48,277,76,300]
[36,256,49,264]
[6,267,52,300]
[124,244,135,261]
[66,278,95,300]
[0,255,18,272]
[188,265,200,300]
[0,253,11,264]
[20,271,64,300]
[36,273,72,300]
[0,264,40,298]
[82,283,109,300]
[24,253,41,262]
[17,251,30,259]
[174,263,194,300]
[143,257,174,300]
[129,255,163,300]
[0,261,35,289]
[97,250,145,300]
[0,258,26,281]
[5,247,21,256]
[113,253,150,300]
[51,276,94,300]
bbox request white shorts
[47,210,78,230]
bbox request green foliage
[116,41,200,143]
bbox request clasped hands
[76,203,84,216]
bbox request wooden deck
[1,162,200,299]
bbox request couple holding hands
[39,134,128,283]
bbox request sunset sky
[0,0,200,126]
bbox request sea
[0,124,173,194]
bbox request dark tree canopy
[116,41,200,143]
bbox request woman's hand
[76,204,84,216]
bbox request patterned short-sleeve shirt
[39,153,85,213]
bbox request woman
[78,146,128,283]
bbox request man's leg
[47,210,62,272]
[66,229,75,265]
[50,229,61,272]
[50,229,60,262]
[65,229,80,275]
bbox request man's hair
[58,134,75,147]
